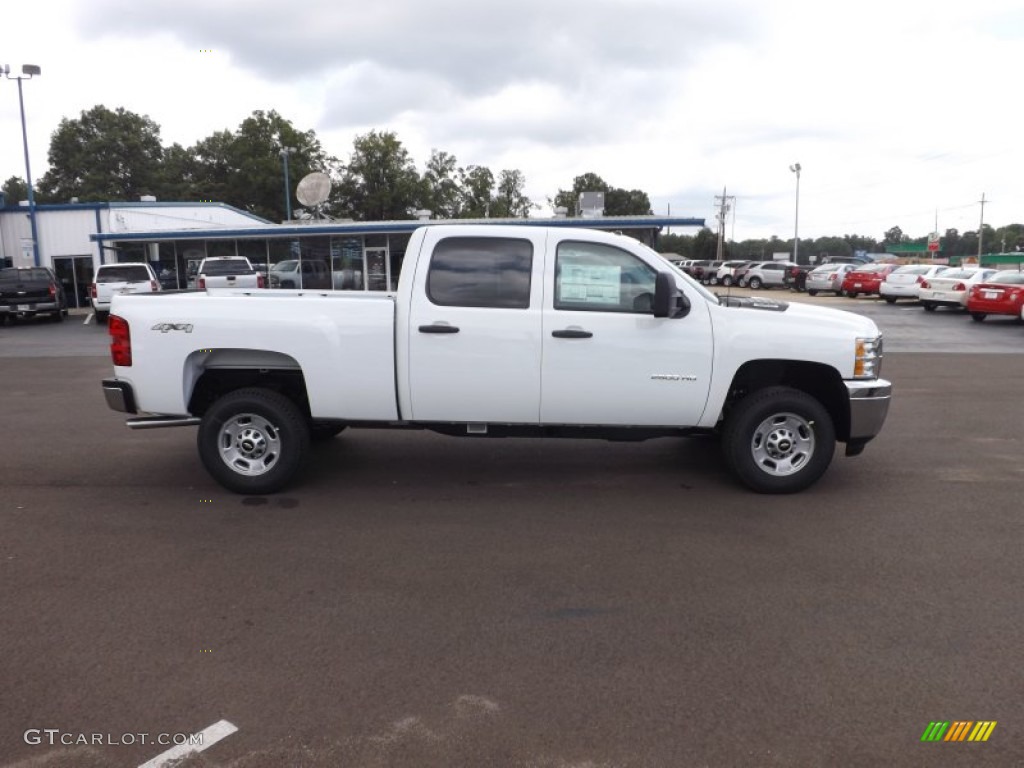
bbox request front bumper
[845,379,892,448]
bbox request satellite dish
[296,172,332,207]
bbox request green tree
[336,130,421,221]
[605,187,652,216]
[458,165,495,218]
[421,149,462,219]
[552,172,651,216]
[37,105,164,202]
[491,169,535,218]
[692,227,718,260]
[1,176,28,204]
[811,236,852,261]
[189,110,331,221]
[154,143,198,202]
[883,226,905,245]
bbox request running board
[126,416,202,429]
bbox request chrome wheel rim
[750,412,814,476]
[218,413,281,476]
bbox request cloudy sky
[2,0,1023,242]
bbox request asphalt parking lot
[2,294,1023,767]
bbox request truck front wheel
[722,386,835,494]
[198,388,310,494]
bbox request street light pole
[789,163,801,265]
[279,146,295,222]
[3,64,42,266]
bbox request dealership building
[0,197,703,308]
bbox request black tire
[722,386,835,494]
[722,276,733,287]
[198,387,310,494]
[807,290,818,296]
[971,312,986,322]
[50,311,64,322]
[748,277,763,289]
[884,297,897,304]
[846,291,858,298]
[310,424,348,442]
[95,310,108,322]
[922,302,937,312]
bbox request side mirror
[653,271,690,318]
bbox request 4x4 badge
[151,323,194,333]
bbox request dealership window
[554,241,657,314]
[427,237,532,308]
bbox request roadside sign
[927,241,940,252]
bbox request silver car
[742,261,796,290]
[805,264,856,296]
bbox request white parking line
[137,720,238,768]
[83,312,94,325]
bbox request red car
[841,263,899,298]
[966,270,1024,322]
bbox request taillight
[108,315,132,367]
[198,277,206,290]
[915,275,924,284]
[90,283,97,298]
[920,280,930,289]
[953,282,966,291]
[150,279,158,292]
[49,283,56,298]
[257,274,265,289]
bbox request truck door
[407,229,545,423]
[540,237,714,426]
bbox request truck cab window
[427,237,533,309]
[554,241,657,313]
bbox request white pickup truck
[102,225,891,495]
[194,256,264,290]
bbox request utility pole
[714,186,735,261]
[978,193,987,261]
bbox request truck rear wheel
[198,387,310,494]
[722,386,835,494]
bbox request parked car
[742,261,797,290]
[805,264,856,296]
[879,264,951,304]
[918,268,999,311]
[0,266,68,323]
[733,261,764,287]
[841,263,899,298]
[692,260,723,284]
[715,261,755,287]
[195,256,264,290]
[966,270,1024,321]
[90,263,160,322]
[268,259,332,289]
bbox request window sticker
[559,263,622,305]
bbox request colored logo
[921,721,996,742]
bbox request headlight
[854,336,883,379]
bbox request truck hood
[709,295,881,380]
[716,294,879,337]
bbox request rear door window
[427,237,533,309]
